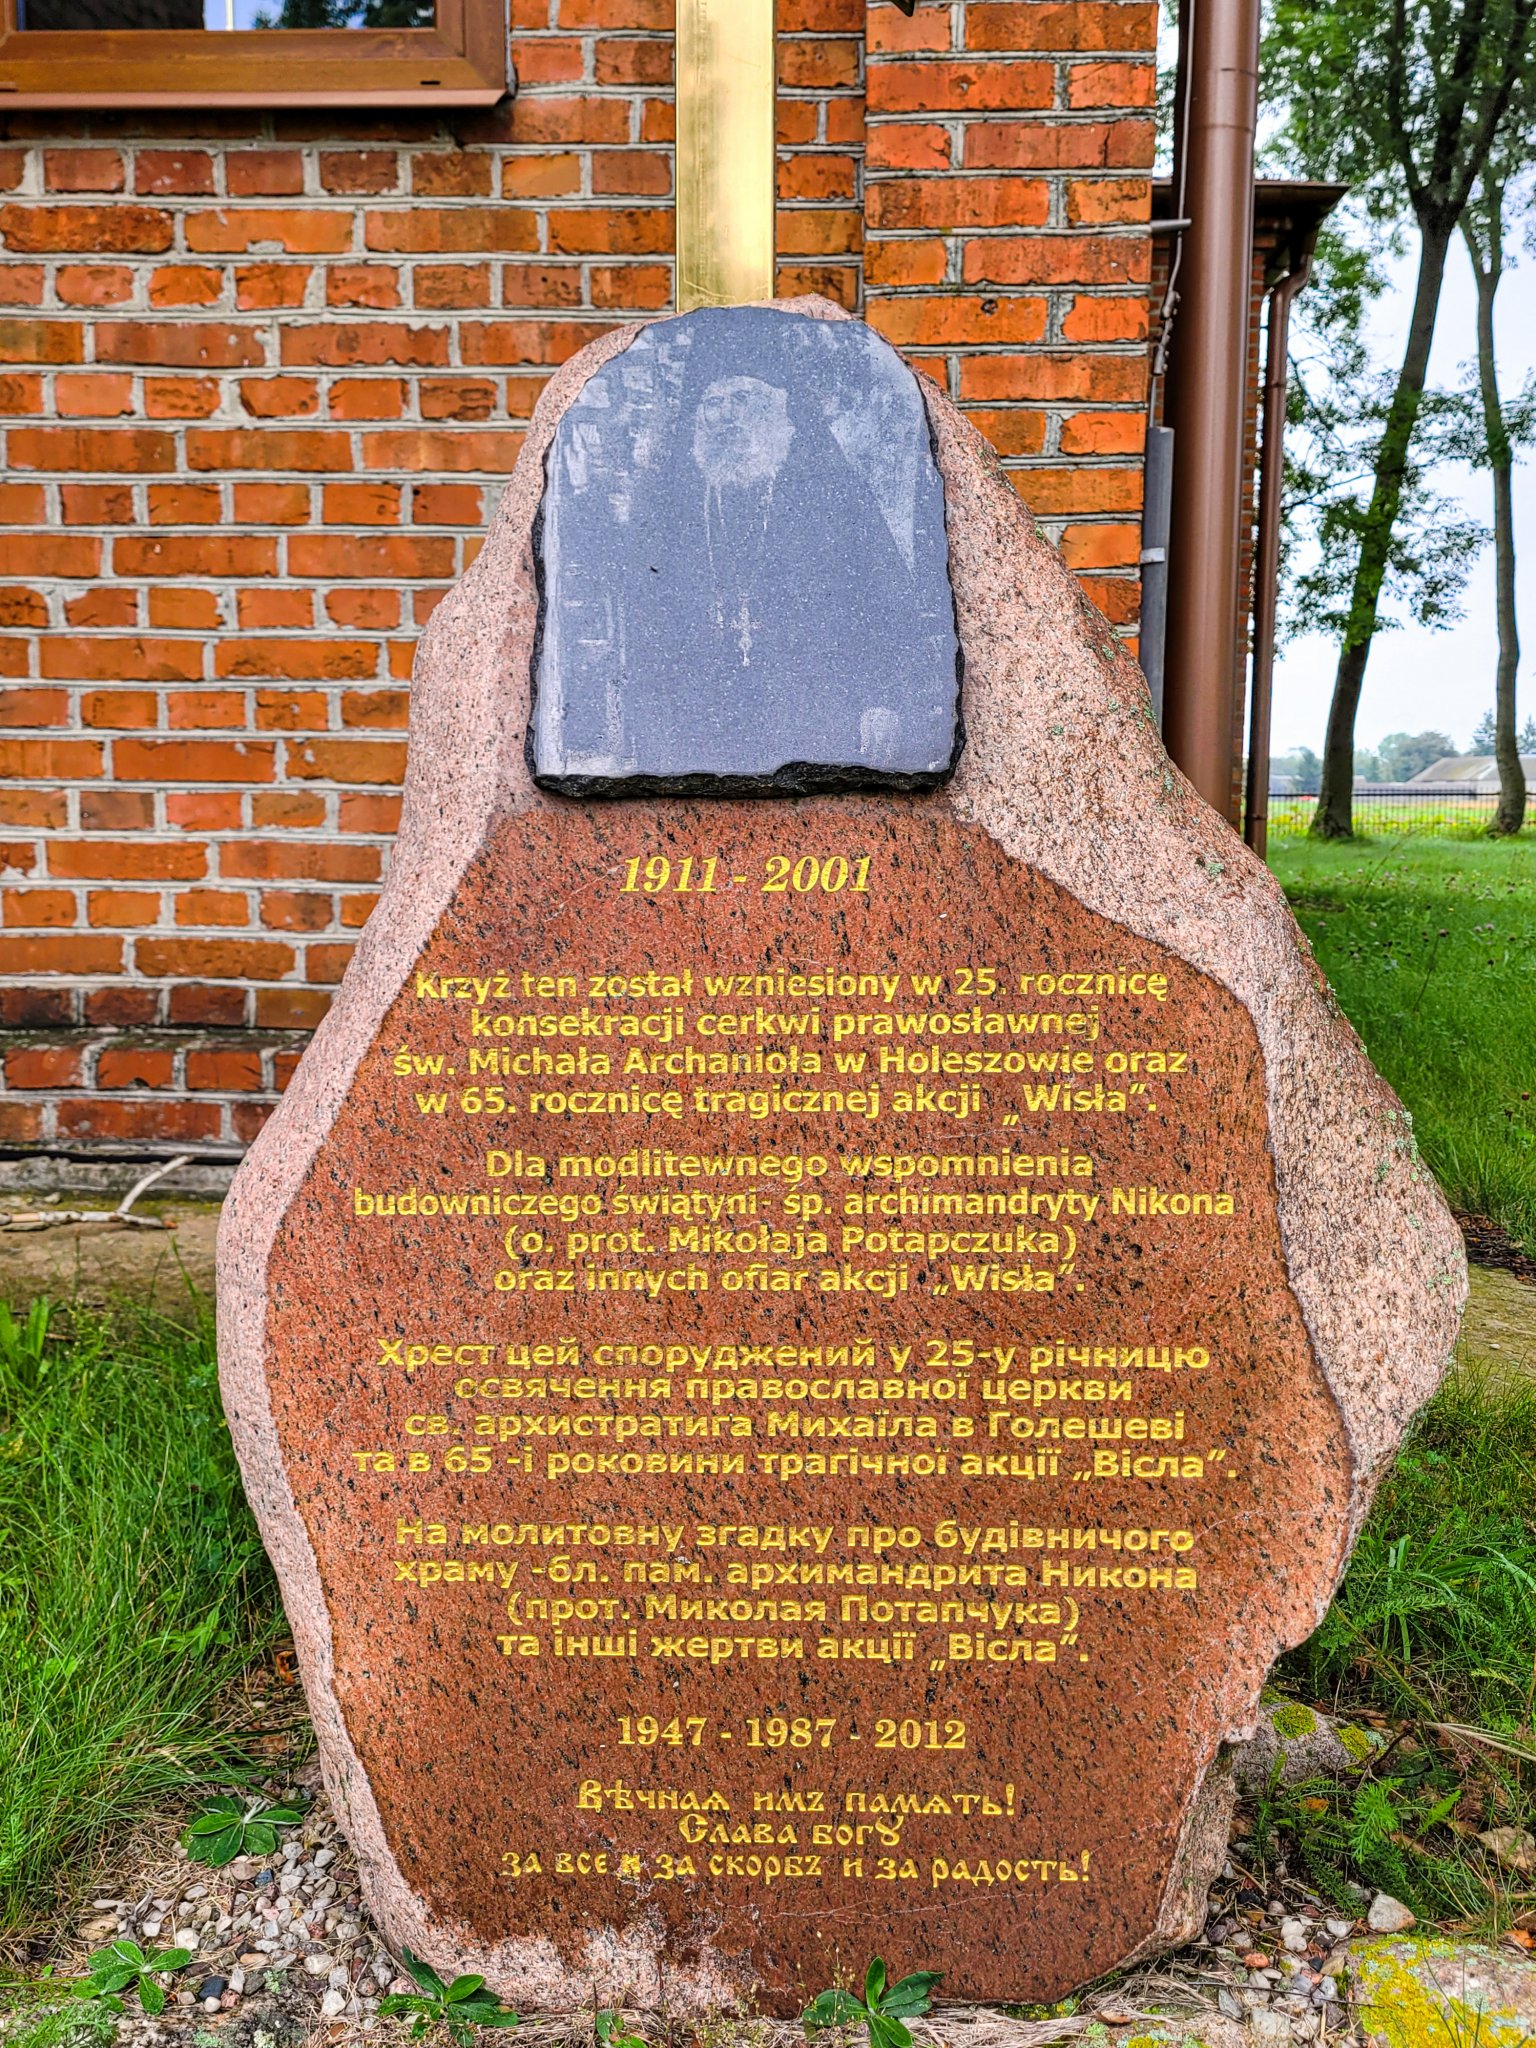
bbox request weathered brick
[965,117,1154,168]
[10,426,176,472]
[319,151,401,195]
[58,1098,222,1139]
[39,637,204,683]
[135,151,217,196]
[1061,292,1149,341]
[221,840,381,882]
[866,175,1049,230]
[8,934,124,974]
[1066,58,1156,106]
[114,535,278,578]
[96,321,265,368]
[226,151,305,197]
[287,533,456,579]
[136,936,294,980]
[0,318,85,365]
[327,265,403,309]
[187,1045,266,1088]
[962,232,1149,286]
[80,688,159,727]
[114,738,277,782]
[97,1044,177,1086]
[185,428,352,472]
[0,686,70,726]
[0,205,173,254]
[150,266,225,307]
[286,738,408,783]
[216,640,379,682]
[43,150,126,194]
[966,3,1157,48]
[867,296,1049,346]
[185,210,353,255]
[412,152,494,198]
[280,323,450,367]
[866,59,1053,112]
[365,208,539,254]
[6,1045,86,1087]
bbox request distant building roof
[1409,755,1536,784]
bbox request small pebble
[1325,1918,1354,1940]
[304,1951,334,1976]
[1280,1917,1310,1953]
[1367,1892,1415,1934]
[321,1989,347,2017]
[197,1978,228,2001]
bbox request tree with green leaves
[1459,138,1536,831]
[1277,233,1486,686]
[1267,0,1536,838]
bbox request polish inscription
[262,799,1349,2003]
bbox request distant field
[1269,834,1536,1254]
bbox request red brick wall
[0,0,1156,1159]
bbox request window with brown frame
[0,0,505,106]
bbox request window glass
[17,0,432,28]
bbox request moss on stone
[1352,1937,1536,2048]
[1268,1702,1317,1740]
[1338,1722,1376,1764]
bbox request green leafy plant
[0,1297,52,1397]
[378,1949,520,2044]
[803,1958,942,2048]
[184,1794,304,1867]
[77,1939,193,2015]
[595,2013,647,2048]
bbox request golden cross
[675,0,915,312]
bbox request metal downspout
[1160,0,1261,821]
[1243,253,1311,858]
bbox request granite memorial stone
[219,300,1466,2018]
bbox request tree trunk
[1312,216,1455,839]
[1465,218,1527,834]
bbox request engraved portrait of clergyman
[530,307,961,795]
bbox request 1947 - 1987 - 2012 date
[617,1715,966,1750]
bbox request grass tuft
[0,1296,280,1941]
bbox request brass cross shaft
[674,0,776,311]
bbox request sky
[1269,228,1536,759]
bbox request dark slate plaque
[529,306,962,796]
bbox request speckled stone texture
[218,299,1466,2017]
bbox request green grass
[0,1296,280,1941]
[1256,1366,1536,1923]
[1270,834,1536,1254]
